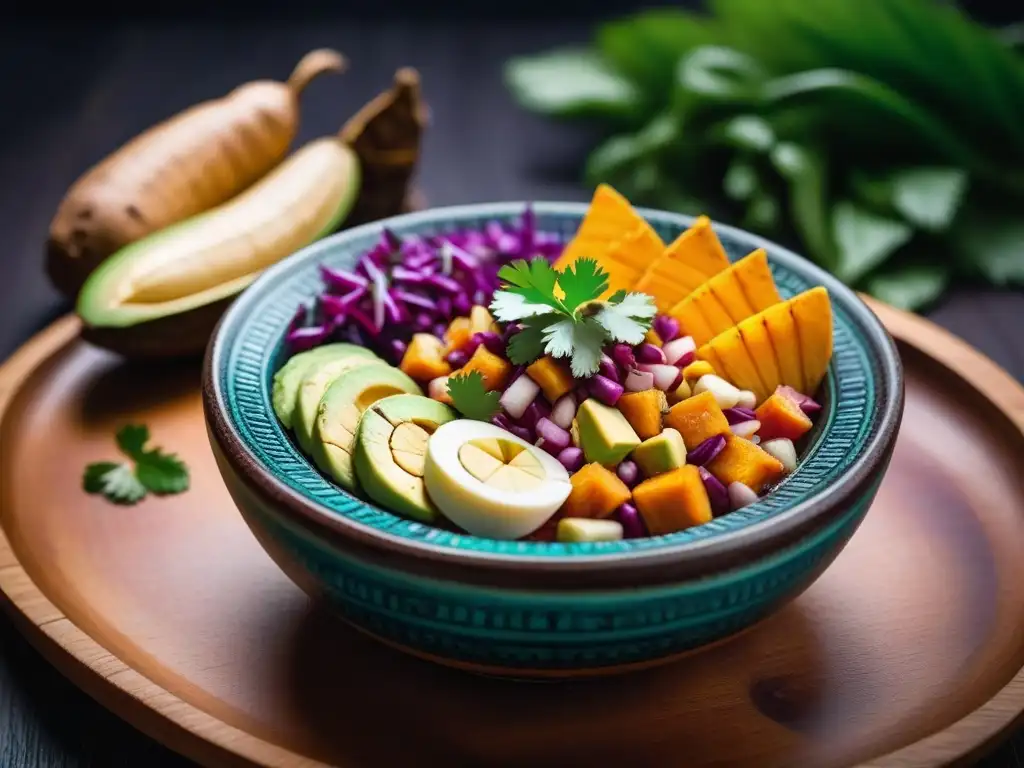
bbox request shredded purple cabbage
[284,207,563,362]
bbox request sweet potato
[756,391,814,442]
[663,390,730,448]
[560,463,632,519]
[706,435,785,493]
[47,49,346,298]
[527,356,575,402]
[401,333,452,381]
[341,68,428,226]
[633,465,712,534]
[617,389,668,440]
[462,345,512,390]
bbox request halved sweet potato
[663,390,730,447]
[697,327,768,403]
[633,465,711,534]
[789,286,833,395]
[617,389,668,440]
[600,225,666,296]
[736,314,781,401]
[734,249,782,311]
[760,301,805,393]
[706,434,785,493]
[555,184,664,273]
[561,463,632,519]
[756,391,813,442]
[633,216,731,311]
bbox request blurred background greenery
[505,0,1024,311]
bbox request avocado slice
[633,428,688,478]
[272,343,379,429]
[354,394,456,521]
[75,139,360,360]
[312,366,421,489]
[576,399,641,465]
[294,357,387,454]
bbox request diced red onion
[615,502,647,538]
[500,374,541,419]
[688,435,727,466]
[728,482,760,509]
[588,374,624,406]
[730,419,761,438]
[616,460,639,487]
[722,407,757,424]
[427,376,449,400]
[636,343,666,364]
[557,446,584,473]
[446,349,468,368]
[509,424,534,443]
[536,417,571,451]
[653,315,680,342]
[473,331,505,355]
[638,363,680,391]
[598,354,620,383]
[699,467,730,516]
[550,394,577,429]
[624,368,655,392]
[611,343,636,371]
[492,413,511,430]
[319,265,368,292]
[777,385,823,415]
[502,323,522,343]
[520,398,551,430]
[662,336,696,366]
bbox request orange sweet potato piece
[443,317,472,354]
[527,356,575,402]
[755,391,813,442]
[461,345,512,390]
[633,216,731,312]
[663,390,730,447]
[400,333,452,381]
[555,184,664,272]
[644,327,663,347]
[633,465,712,534]
[706,434,785,493]
[560,463,632,520]
[617,389,668,440]
[469,305,499,335]
[681,359,716,383]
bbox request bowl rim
[203,201,904,590]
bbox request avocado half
[75,140,361,359]
[354,394,456,522]
[312,365,421,490]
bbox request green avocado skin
[272,344,379,429]
[354,394,456,522]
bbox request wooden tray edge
[0,306,1022,768]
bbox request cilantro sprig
[446,371,501,421]
[83,424,190,505]
[490,257,656,377]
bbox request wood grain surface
[0,15,1022,768]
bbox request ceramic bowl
[203,202,904,678]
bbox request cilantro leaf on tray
[83,423,190,506]
[447,372,502,421]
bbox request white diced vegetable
[730,419,761,438]
[735,390,757,410]
[556,517,624,543]
[728,481,760,509]
[760,438,798,472]
[693,374,741,409]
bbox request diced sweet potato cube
[633,465,712,534]
[469,305,499,335]
[527,356,575,402]
[698,327,768,404]
[755,391,813,442]
[663,390,730,447]
[462,345,512,391]
[560,463,632,519]
[681,360,716,383]
[400,333,452,381]
[617,389,668,440]
[706,434,785,493]
[443,317,472,354]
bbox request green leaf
[570,319,608,378]
[116,424,149,460]
[832,201,914,284]
[505,317,551,365]
[770,142,835,269]
[490,291,559,323]
[612,292,658,320]
[492,258,565,319]
[505,50,643,121]
[951,205,1024,285]
[135,450,189,495]
[559,258,609,311]
[743,191,781,234]
[585,113,680,187]
[541,318,576,359]
[607,290,628,303]
[723,158,758,202]
[865,263,950,311]
[715,114,775,153]
[85,463,147,506]
[889,168,968,232]
[446,372,501,422]
[83,462,120,493]
[598,10,723,105]
[593,305,647,345]
[675,45,767,106]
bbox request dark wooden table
[0,17,1022,768]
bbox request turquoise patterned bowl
[203,202,904,678]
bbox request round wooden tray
[1,302,1023,768]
